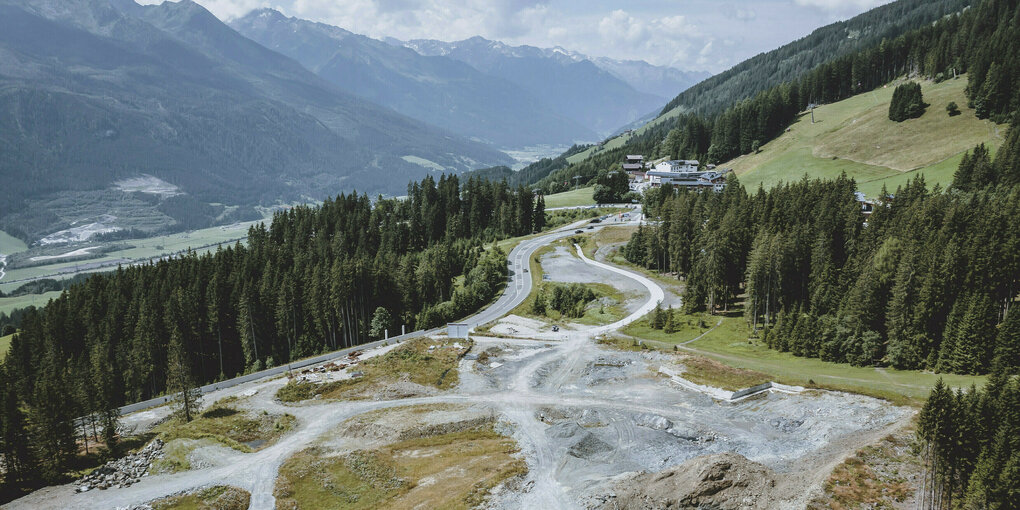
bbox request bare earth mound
[596,452,778,510]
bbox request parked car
[590,218,601,224]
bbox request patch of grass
[617,304,985,406]
[277,338,471,402]
[679,355,770,392]
[150,485,251,510]
[275,426,525,510]
[0,230,28,255]
[150,402,295,472]
[571,283,629,326]
[543,187,595,208]
[816,431,917,510]
[0,291,63,316]
[0,333,13,359]
[730,76,1006,197]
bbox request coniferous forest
[0,174,542,489]
[625,115,1020,376]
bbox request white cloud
[138,0,900,73]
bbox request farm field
[0,333,13,359]
[0,220,263,291]
[0,291,65,316]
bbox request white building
[654,160,700,173]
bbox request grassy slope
[543,187,595,208]
[0,291,63,316]
[0,333,12,359]
[0,230,28,255]
[619,309,984,406]
[275,426,524,510]
[728,76,1006,197]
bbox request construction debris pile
[76,439,164,493]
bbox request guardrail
[118,327,439,416]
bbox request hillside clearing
[543,187,595,208]
[729,76,1006,196]
[0,333,13,359]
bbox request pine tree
[533,194,546,233]
[663,306,677,334]
[166,325,201,423]
[651,303,665,329]
[994,308,1020,374]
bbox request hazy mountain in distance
[0,0,511,228]
[400,36,669,136]
[590,57,711,100]
[231,9,597,149]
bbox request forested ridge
[515,0,1017,194]
[0,174,544,490]
[659,0,1020,165]
[658,0,970,117]
[625,114,1020,375]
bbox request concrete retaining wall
[730,382,773,400]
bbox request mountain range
[0,0,514,238]
[0,0,707,243]
[233,10,706,148]
[230,9,595,149]
[399,36,690,136]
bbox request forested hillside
[660,0,1019,165]
[658,0,970,117]
[514,0,1018,195]
[0,175,541,489]
[625,116,1020,376]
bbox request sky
[152,0,895,73]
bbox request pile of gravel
[590,452,777,509]
[76,439,164,493]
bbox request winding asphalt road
[118,210,642,416]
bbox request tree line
[0,174,542,492]
[916,368,1020,508]
[624,116,1020,376]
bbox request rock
[76,439,165,494]
[597,452,778,510]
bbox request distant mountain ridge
[398,37,709,100]
[231,9,597,149]
[0,0,512,240]
[397,36,683,136]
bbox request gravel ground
[7,227,910,510]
